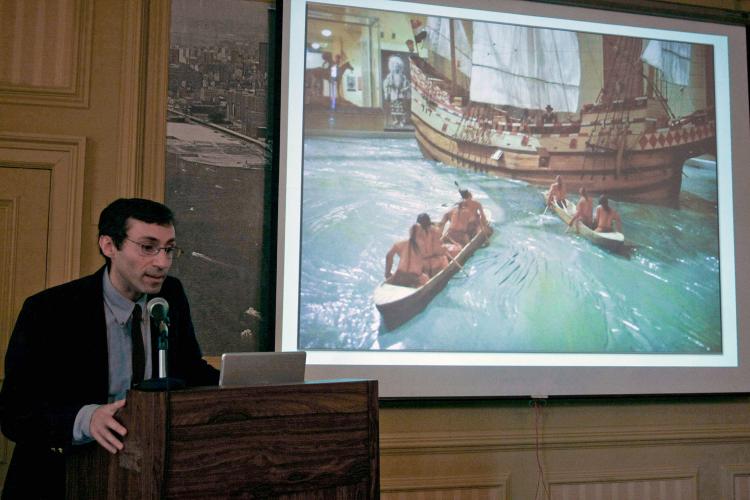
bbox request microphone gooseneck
[146,297,170,379]
[136,297,185,392]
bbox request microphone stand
[137,319,185,392]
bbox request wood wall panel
[0,0,93,107]
[0,201,15,370]
[723,464,750,499]
[734,474,750,500]
[547,467,697,500]
[0,166,52,491]
[380,398,750,498]
[0,133,85,286]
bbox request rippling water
[298,136,721,354]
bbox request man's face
[99,218,176,301]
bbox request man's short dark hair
[459,189,471,199]
[98,198,175,262]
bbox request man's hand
[90,399,127,454]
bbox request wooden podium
[66,380,379,499]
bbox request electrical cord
[532,398,551,500]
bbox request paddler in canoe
[543,186,624,250]
[593,195,623,234]
[375,208,492,330]
[415,213,451,277]
[384,207,476,289]
[567,187,594,229]
[439,188,490,247]
[384,223,430,288]
[546,175,567,209]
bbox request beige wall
[0,0,168,279]
[0,0,167,487]
[2,0,750,498]
[380,397,750,499]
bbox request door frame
[0,133,86,287]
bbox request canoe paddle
[442,235,470,277]
[445,252,469,278]
[541,190,550,216]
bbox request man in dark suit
[0,198,219,499]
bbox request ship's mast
[589,36,666,152]
[449,19,457,99]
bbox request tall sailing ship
[408,18,716,204]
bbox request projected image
[297,2,721,355]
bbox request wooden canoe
[542,191,624,250]
[374,214,492,332]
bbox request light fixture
[321,28,332,37]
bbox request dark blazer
[0,266,219,499]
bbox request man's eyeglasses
[125,238,183,259]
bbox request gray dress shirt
[72,270,153,443]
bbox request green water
[298,136,722,354]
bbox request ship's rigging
[408,15,716,204]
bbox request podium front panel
[66,380,379,499]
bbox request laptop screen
[219,351,307,388]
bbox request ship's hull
[410,62,716,204]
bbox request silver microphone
[147,297,169,323]
[138,297,185,391]
[146,297,170,378]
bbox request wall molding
[0,0,93,108]
[381,473,509,499]
[0,200,16,469]
[380,422,750,455]
[116,0,149,198]
[545,465,699,484]
[116,0,170,201]
[0,199,18,351]
[141,0,171,201]
[0,132,86,285]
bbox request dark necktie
[131,304,145,386]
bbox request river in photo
[298,135,721,354]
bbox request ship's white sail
[425,16,472,80]
[641,40,691,87]
[469,23,581,112]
